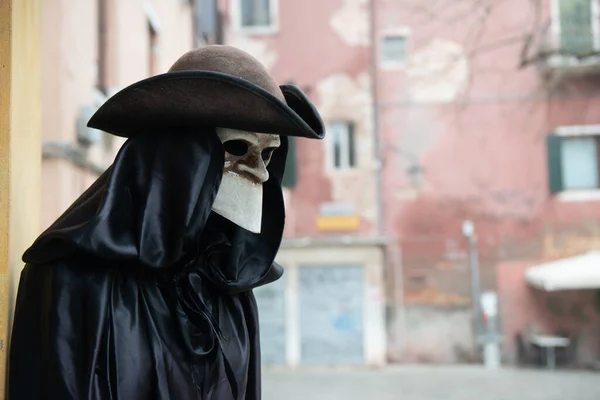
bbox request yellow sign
[316,215,360,231]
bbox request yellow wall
[0,0,42,396]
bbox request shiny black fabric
[9,128,287,400]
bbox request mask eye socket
[261,147,276,162]
[223,140,248,156]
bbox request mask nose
[239,158,270,184]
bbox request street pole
[462,221,482,362]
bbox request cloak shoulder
[23,130,224,268]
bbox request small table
[530,335,570,369]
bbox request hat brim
[88,70,325,140]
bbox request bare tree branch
[464,33,532,57]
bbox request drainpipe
[370,0,404,362]
[369,0,384,238]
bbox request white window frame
[326,121,356,171]
[379,27,411,70]
[550,0,600,53]
[230,0,279,35]
[555,124,600,201]
[555,124,600,136]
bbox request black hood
[23,128,287,291]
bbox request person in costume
[9,45,324,400]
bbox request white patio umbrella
[525,251,600,292]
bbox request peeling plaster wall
[378,0,600,283]
[330,0,370,47]
[317,72,377,227]
[220,0,600,364]
[388,305,474,364]
[405,39,469,104]
[222,0,376,237]
[377,0,600,363]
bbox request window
[380,35,407,66]
[327,121,356,169]
[547,128,600,193]
[556,0,599,56]
[239,0,274,28]
[561,137,599,189]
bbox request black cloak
[9,128,288,400]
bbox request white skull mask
[211,128,281,233]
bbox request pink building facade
[375,0,600,363]
[217,0,600,364]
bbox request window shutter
[547,134,564,194]
[282,136,297,188]
[559,0,594,56]
[348,122,356,167]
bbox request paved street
[263,365,600,400]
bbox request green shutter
[282,136,297,188]
[348,122,356,167]
[559,0,594,56]
[547,134,564,194]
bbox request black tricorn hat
[88,45,325,140]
